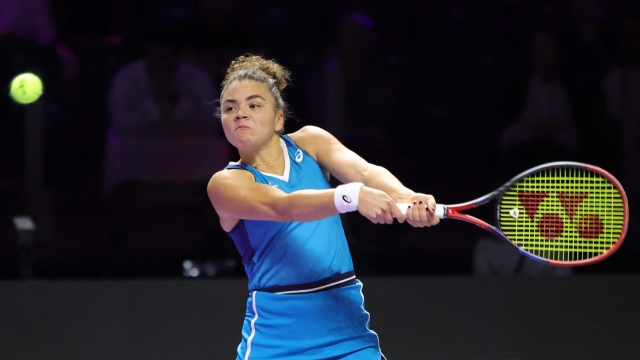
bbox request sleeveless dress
[225,135,385,360]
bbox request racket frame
[437,161,629,266]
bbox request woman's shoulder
[288,126,332,158]
[288,125,332,145]
[207,167,254,192]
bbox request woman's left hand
[403,193,440,228]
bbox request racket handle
[396,203,445,219]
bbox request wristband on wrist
[334,183,364,213]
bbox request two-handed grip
[396,203,445,219]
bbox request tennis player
[207,54,439,360]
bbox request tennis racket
[399,161,629,266]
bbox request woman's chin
[233,136,255,150]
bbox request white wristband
[334,183,364,213]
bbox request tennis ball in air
[9,73,43,105]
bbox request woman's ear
[275,112,284,131]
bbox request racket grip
[396,203,445,218]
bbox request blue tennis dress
[225,135,385,360]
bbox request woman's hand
[403,193,439,228]
[357,186,406,224]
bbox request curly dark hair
[222,54,291,94]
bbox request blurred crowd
[0,0,639,279]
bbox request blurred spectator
[0,0,63,179]
[0,0,56,47]
[602,5,640,130]
[482,25,590,277]
[0,0,76,259]
[498,29,581,167]
[107,38,216,140]
[0,0,68,183]
[601,2,640,256]
[103,34,233,276]
[180,0,256,85]
[305,11,394,143]
[304,9,470,275]
[103,34,228,198]
[0,0,78,82]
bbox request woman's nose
[235,110,248,120]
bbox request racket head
[496,161,628,266]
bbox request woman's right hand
[357,186,406,224]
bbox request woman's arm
[207,165,406,230]
[290,126,439,227]
[208,169,338,223]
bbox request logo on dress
[342,195,351,203]
[268,181,278,188]
[295,149,304,162]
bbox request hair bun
[225,54,291,92]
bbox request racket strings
[498,167,625,262]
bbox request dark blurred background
[1,0,639,280]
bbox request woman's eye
[224,107,235,112]
[249,104,260,109]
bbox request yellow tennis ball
[9,73,43,105]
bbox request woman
[207,54,439,360]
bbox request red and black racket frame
[437,161,629,266]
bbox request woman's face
[220,80,284,150]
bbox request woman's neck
[239,136,283,169]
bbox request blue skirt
[236,280,384,360]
